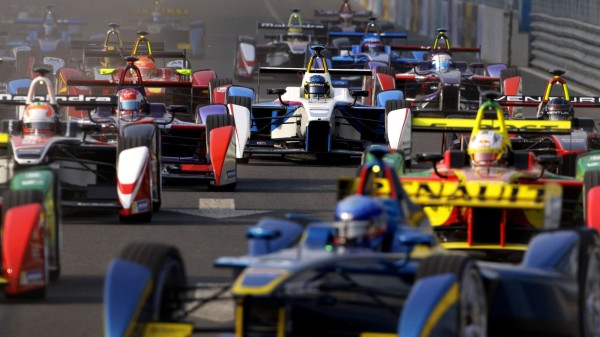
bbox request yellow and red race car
[399,92,584,260]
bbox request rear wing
[66,79,193,89]
[314,9,372,17]
[83,50,182,59]
[0,94,116,106]
[257,22,326,30]
[411,115,572,134]
[497,95,600,108]
[391,45,480,53]
[329,31,407,39]
[401,179,562,210]
[259,67,372,77]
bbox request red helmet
[118,88,145,121]
[134,56,155,78]
[23,102,56,133]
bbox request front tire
[118,243,187,321]
[417,254,487,337]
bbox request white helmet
[468,130,506,166]
[23,102,56,133]
[432,53,452,72]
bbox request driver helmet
[333,195,388,250]
[117,88,145,121]
[431,52,452,72]
[304,75,330,99]
[134,56,156,78]
[467,130,506,167]
[23,102,56,133]
[362,37,384,54]
[541,97,574,120]
[339,1,353,25]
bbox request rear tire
[118,243,187,321]
[209,78,233,103]
[578,230,600,337]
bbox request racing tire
[117,136,156,223]
[234,36,255,82]
[226,95,252,113]
[499,67,520,94]
[226,95,252,163]
[209,78,233,104]
[206,114,237,191]
[385,99,409,139]
[3,189,48,299]
[118,242,187,322]
[583,170,600,225]
[375,66,396,77]
[205,114,234,149]
[417,254,487,337]
[578,230,600,337]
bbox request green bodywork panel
[576,151,600,179]
[363,151,405,176]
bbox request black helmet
[542,97,574,120]
[304,75,330,99]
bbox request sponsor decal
[133,199,150,214]
[20,270,44,286]
[499,95,600,103]
[43,57,64,65]
[404,181,545,203]
[216,87,227,92]
[0,94,114,103]
[227,170,236,179]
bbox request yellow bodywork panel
[141,322,193,337]
[413,117,571,134]
[402,180,562,209]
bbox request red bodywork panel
[3,204,46,295]
[209,126,234,186]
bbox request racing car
[495,69,600,176]
[228,45,411,161]
[395,92,586,258]
[0,166,62,299]
[388,29,519,112]
[68,56,248,192]
[2,5,86,78]
[118,0,205,57]
[101,144,600,337]
[233,8,326,81]
[327,17,407,72]
[315,0,373,32]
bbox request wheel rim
[585,247,600,337]
[460,266,487,337]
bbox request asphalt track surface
[0,1,598,337]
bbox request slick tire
[578,229,600,337]
[119,242,187,321]
[209,78,233,103]
[206,114,236,190]
[417,254,487,337]
[583,170,600,224]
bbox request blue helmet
[333,195,387,249]
[304,75,330,99]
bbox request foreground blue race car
[101,145,600,337]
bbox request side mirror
[538,154,561,167]
[349,90,369,98]
[247,227,281,240]
[267,88,286,96]
[267,88,288,106]
[417,153,443,163]
[168,105,188,114]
